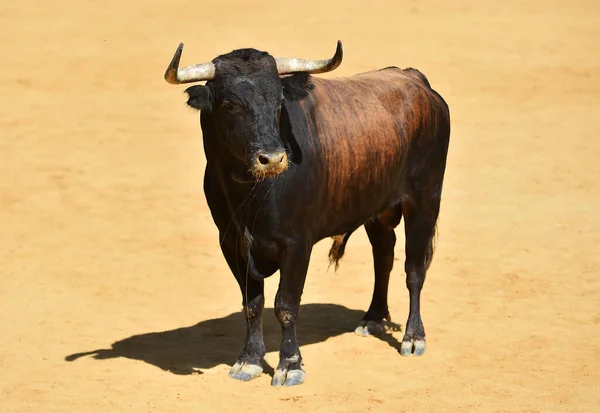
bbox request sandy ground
[1,0,599,411]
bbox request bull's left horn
[275,40,343,75]
[164,43,216,84]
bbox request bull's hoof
[271,368,306,387]
[354,320,385,337]
[400,338,426,357]
[228,361,263,381]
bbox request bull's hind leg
[400,194,440,356]
[355,206,402,337]
[220,241,266,381]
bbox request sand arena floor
[1,1,599,411]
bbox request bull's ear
[279,102,303,164]
[184,85,212,111]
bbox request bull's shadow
[65,303,402,375]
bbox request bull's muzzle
[253,151,288,179]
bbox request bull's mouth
[251,166,288,181]
[253,170,284,180]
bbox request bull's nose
[254,151,288,177]
[257,152,286,166]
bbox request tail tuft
[328,236,346,271]
[328,230,355,271]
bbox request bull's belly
[309,142,405,239]
[315,184,404,241]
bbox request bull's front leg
[220,241,266,381]
[271,239,312,387]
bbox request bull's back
[302,68,449,236]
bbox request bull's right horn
[164,43,215,84]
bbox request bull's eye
[221,99,242,111]
[221,100,244,115]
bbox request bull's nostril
[278,155,285,163]
[258,155,270,165]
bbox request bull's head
[164,42,343,180]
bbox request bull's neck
[205,151,255,187]
[213,168,278,241]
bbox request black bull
[164,42,450,386]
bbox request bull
[164,41,450,386]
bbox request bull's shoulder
[307,68,431,105]
[354,67,431,88]
[310,67,428,91]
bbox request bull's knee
[405,264,425,289]
[244,295,264,320]
[275,306,295,328]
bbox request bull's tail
[424,223,438,271]
[328,229,357,271]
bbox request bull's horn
[164,43,215,84]
[275,40,343,75]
